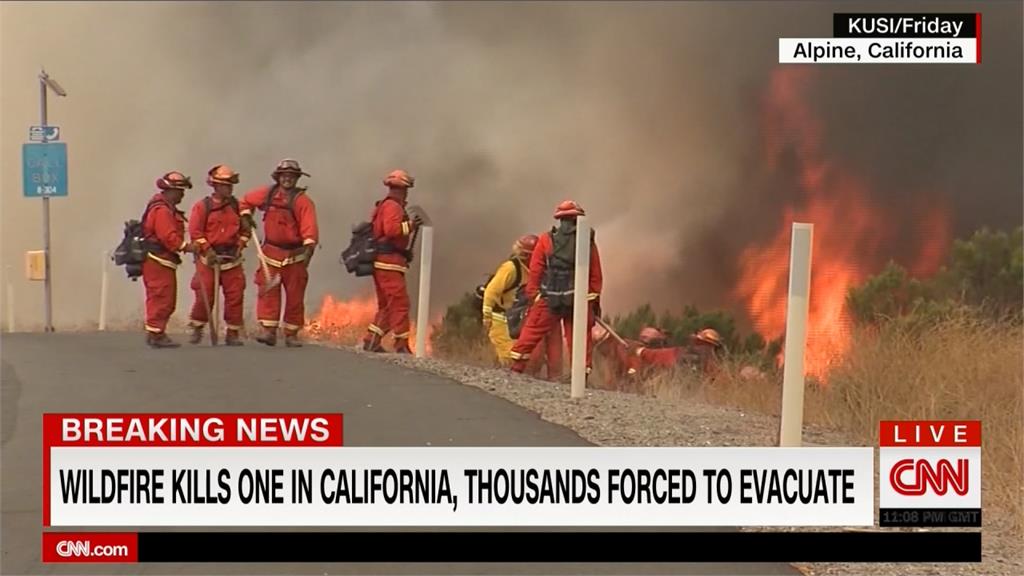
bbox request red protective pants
[510,299,594,375]
[523,325,564,381]
[367,268,411,339]
[190,263,245,330]
[142,258,177,334]
[255,262,308,333]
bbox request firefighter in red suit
[591,323,641,382]
[633,327,725,377]
[141,171,199,348]
[239,159,319,347]
[362,169,422,354]
[187,165,248,346]
[509,200,603,376]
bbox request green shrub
[849,226,1023,327]
[433,291,486,356]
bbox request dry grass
[647,315,1024,536]
[434,337,500,369]
[822,315,1024,535]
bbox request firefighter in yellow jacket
[481,234,538,365]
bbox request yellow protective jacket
[481,257,526,323]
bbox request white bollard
[99,250,109,331]
[570,216,591,399]
[5,266,14,333]
[779,222,814,447]
[414,226,434,358]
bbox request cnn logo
[56,540,89,557]
[889,458,969,496]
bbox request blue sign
[29,125,60,142]
[23,142,68,197]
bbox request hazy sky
[2,1,1020,330]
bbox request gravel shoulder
[342,346,1023,576]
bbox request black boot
[225,329,244,347]
[363,333,384,353]
[284,330,303,348]
[147,332,181,349]
[393,338,412,355]
[188,325,204,345]
[256,327,277,347]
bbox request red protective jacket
[371,193,416,272]
[239,185,318,265]
[636,346,684,369]
[524,228,603,302]
[142,193,188,268]
[636,345,720,376]
[188,196,246,257]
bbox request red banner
[42,532,138,563]
[879,420,981,447]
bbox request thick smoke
[1,2,1020,330]
[672,1,1023,312]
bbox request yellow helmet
[695,328,724,348]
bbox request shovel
[595,317,630,348]
[193,254,217,346]
[250,233,281,295]
[210,260,221,346]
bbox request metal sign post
[33,70,67,332]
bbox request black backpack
[505,284,531,339]
[112,200,161,281]
[475,259,530,339]
[340,221,377,277]
[540,223,595,317]
[340,197,414,277]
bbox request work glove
[241,213,256,232]
[591,297,602,320]
[482,315,493,331]
[302,244,316,266]
[235,237,248,259]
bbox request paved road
[2,332,797,575]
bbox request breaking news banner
[39,414,982,563]
[879,420,982,527]
[780,13,980,64]
[44,414,872,527]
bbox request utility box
[25,250,46,281]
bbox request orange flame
[307,294,437,356]
[734,68,950,380]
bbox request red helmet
[207,164,240,186]
[553,200,585,219]
[694,328,724,348]
[638,326,667,346]
[383,169,415,189]
[156,171,192,191]
[513,234,539,258]
[272,158,310,179]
